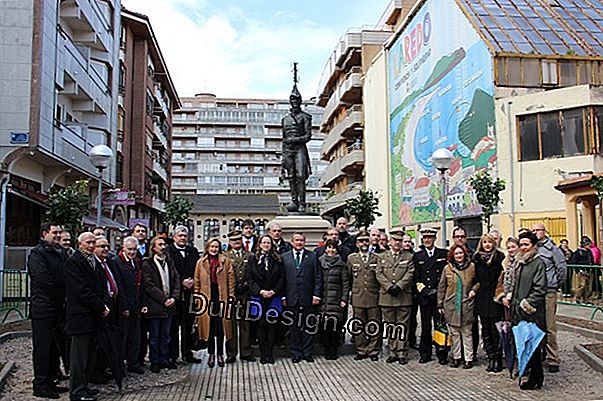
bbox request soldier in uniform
[224,230,255,363]
[413,227,449,364]
[347,230,381,361]
[376,230,415,365]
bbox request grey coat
[510,248,548,330]
[536,237,567,293]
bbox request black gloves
[387,285,402,296]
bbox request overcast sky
[122,0,390,100]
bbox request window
[562,109,585,156]
[559,60,576,86]
[203,219,220,241]
[116,152,123,185]
[539,111,562,158]
[542,61,558,85]
[118,62,126,94]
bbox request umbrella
[512,320,545,378]
[495,310,515,377]
[96,322,125,391]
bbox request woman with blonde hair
[194,238,235,367]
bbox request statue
[280,63,312,214]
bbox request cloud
[121,0,344,100]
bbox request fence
[0,269,29,323]
[558,264,603,319]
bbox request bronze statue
[280,63,312,213]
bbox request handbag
[432,320,452,348]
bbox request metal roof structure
[455,0,603,57]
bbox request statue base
[269,214,330,248]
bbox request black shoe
[217,355,225,367]
[84,388,100,396]
[438,359,448,365]
[386,356,398,363]
[354,354,368,361]
[418,357,431,364]
[520,379,543,390]
[268,357,275,364]
[486,359,494,372]
[260,357,268,364]
[127,366,145,374]
[292,356,302,363]
[185,357,202,364]
[240,355,256,362]
[549,365,559,373]
[70,396,96,401]
[492,359,502,373]
[304,356,315,363]
[225,356,236,364]
[450,359,461,368]
[207,355,215,368]
[33,389,60,399]
[398,357,408,365]
[150,363,160,373]
[51,385,69,393]
[370,355,379,362]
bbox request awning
[83,215,130,231]
[8,188,49,209]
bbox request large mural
[387,0,495,227]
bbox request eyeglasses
[358,239,369,243]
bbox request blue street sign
[10,132,29,144]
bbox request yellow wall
[363,51,390,229]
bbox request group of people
[27,216,570,400]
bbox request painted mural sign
[387,0,495,227]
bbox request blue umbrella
[512,320,545,377]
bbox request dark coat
[314,244,351,262]
[339,231,357,254]
[272,239,292,255]
[111,252,142,315]
[570,248,594,265]
[413,247,448,306]
[473,250,505,319]
[28,240,67,319]
[247,253,285,308]
[167,243,199,312]
[242,235,259,253]
[282,249,323,307]
[95,257,124,325]
[318,254,350,321]
[141,256,181,319]
[64,251,110,335]
[511,249,547,330]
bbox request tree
[590,175,603,201]
[344,189,382,230]
[164,196,193,228]
[45,180,90,234]
[468,170,506,231]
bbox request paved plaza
[104,329,603,401]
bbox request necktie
[245,240,250,252]
[102,260,118,298]
[295,251,301,269]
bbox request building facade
[0,0,121,263]
[315,23,395,222]
[120,9,180,234]
[171,94,327,213]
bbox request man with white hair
[112,236,144,374]
[267,223,292,255]
[166,226,200,364]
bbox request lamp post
[432,148,454,247]
[89,145,114,228]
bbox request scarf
[209,254,220,284]
[451,260,470,313]
[154,255,170,295]
[320,253,341,269]
[258,252,270,271]
[478,251,493,264]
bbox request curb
[0,361,15,391]
[558,322,603,342]
[575,344,603,374]
[0,331,31,344]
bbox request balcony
[320,183,363,216]
[153,159,168,182]
[321,67,363,128]
[151,197,166,212]
[154,84,169,117]
[153,121,168,150]
[320,145,365,187]
[173,181,198,190]
[321,105,363,158]
[59,0,113,53]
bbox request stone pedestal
[269,214,330,248]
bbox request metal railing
[558,264,603,319]
[0,269,29,323]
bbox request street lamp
[432,148,454,247]
[89,145,114,228]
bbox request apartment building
[315,21,396,222]
[0,0,121,254]
[120,9,180,233]
[171,94,327,213]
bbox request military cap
[356,229,370,241]
[389,229,405,241]
[419,227,438,237]
[227,229,243,241]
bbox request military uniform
[224,246,253,360]
[376,249,414,360]
[347,251,381,357]
[413,245,449,363]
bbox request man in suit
[413,227,449,364]
[132,224,150,259]
[376,229,415,365]
[112,236,144,374]
[166,226,200,364]
[268,223,292,255]
[314,227,351,262]
[29,223,68,399]
[369,228,386,254]
[347,230,381,361]
[336,217,356,253]
[65,232,111,401]
[224,230,255,363]
[241,219,258,253]
[282,232,322,363]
